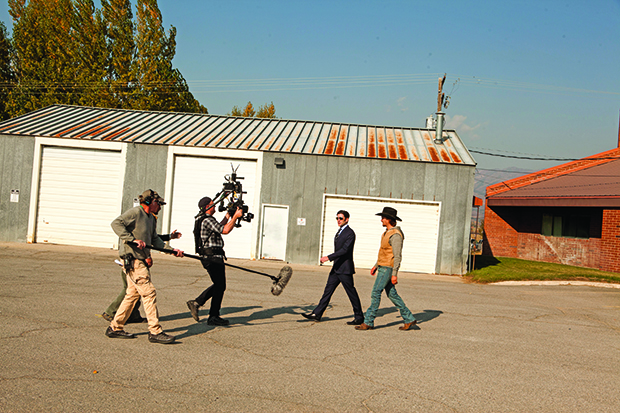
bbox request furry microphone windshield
[271,266,293,296]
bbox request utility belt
[120,254,150,273]
[198,247,226,265]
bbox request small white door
[260,204,288,260]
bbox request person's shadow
[164,305,317,339]
[375,309,443,330]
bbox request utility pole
[437,74,446,113]
[434,74,447,144]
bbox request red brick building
[483,147,620,273]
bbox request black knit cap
[198,197,212,210]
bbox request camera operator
[186,197,243,326]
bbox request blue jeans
[364,266,415,327]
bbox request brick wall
[482,204,518,257]
[484,205,618,273]
[517,233,601,269]
[600,209,620,272]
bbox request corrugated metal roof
[0,104,476,165]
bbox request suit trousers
[314,271,364,319]
[195,259,226,318]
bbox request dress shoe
[105,326,136,339]
[346,318,365,325]
[148,332,176,344]
[186,300,200,322]
[127,316,147,324]
[355,323,373,330]
[301,313,321,321]
[399,320,417,331]
[101,312,113,322]
[207,316,230,326]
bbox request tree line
[0,0,278,121]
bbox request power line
[470,149,620,162]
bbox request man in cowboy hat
[356,206,417,331]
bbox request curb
[491,280,620,289]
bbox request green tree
[72,0,112,107]
[229,101,277,118]
[0,21,14,120]
[256,101,276,118]
[133,0,206,113]
[8,0,75,117]
[101,0,135,108]
[6,0,207,116]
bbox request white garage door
[36,146,123,248]
[169,156,257,259]
[320,195,441,274]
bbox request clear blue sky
[1,0,619,172]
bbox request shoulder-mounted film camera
[212,164,254,227]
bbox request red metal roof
[487,149,620,207]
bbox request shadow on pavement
[375,309,443,330]
[166,305,316,339]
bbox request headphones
[143,189,155,205]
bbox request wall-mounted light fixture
[274,157,285,168]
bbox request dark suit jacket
[328,225,355,275]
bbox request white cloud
[445,114,486,140]
[396,96,408,112]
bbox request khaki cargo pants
[110,259,163,335]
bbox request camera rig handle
[211,164,254,227]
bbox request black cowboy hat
[376,206,402,221]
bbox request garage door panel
[36,147,123,248]
[169,156,257,259]
[321,196,440,274]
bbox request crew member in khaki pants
[105,189,183,344]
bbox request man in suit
[301,210,364,325]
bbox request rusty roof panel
[323,125,339,155]
[376,128,387,159]
[271,121,298,152]
[367,128,377,158]
[292,122,313,152]
[403,130,419,161]
[175,116,219,146]
[335,125,348,156]
[346,125,357,157]
[0,105,475,166]
[356,126,367,158]
[189,117,229,146]
[305,123,324,153]
[314,124,332,154]
[386,129,398,159]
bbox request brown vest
[377,227,403,267]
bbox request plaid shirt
[199,214,225,254]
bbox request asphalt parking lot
[0,242,619,412]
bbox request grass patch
[466,255,620,284]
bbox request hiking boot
[105,326,136,339]
[207,316,230,326]
[148,332,176,344]
[101,312,113,322]
[186,300,200,322]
